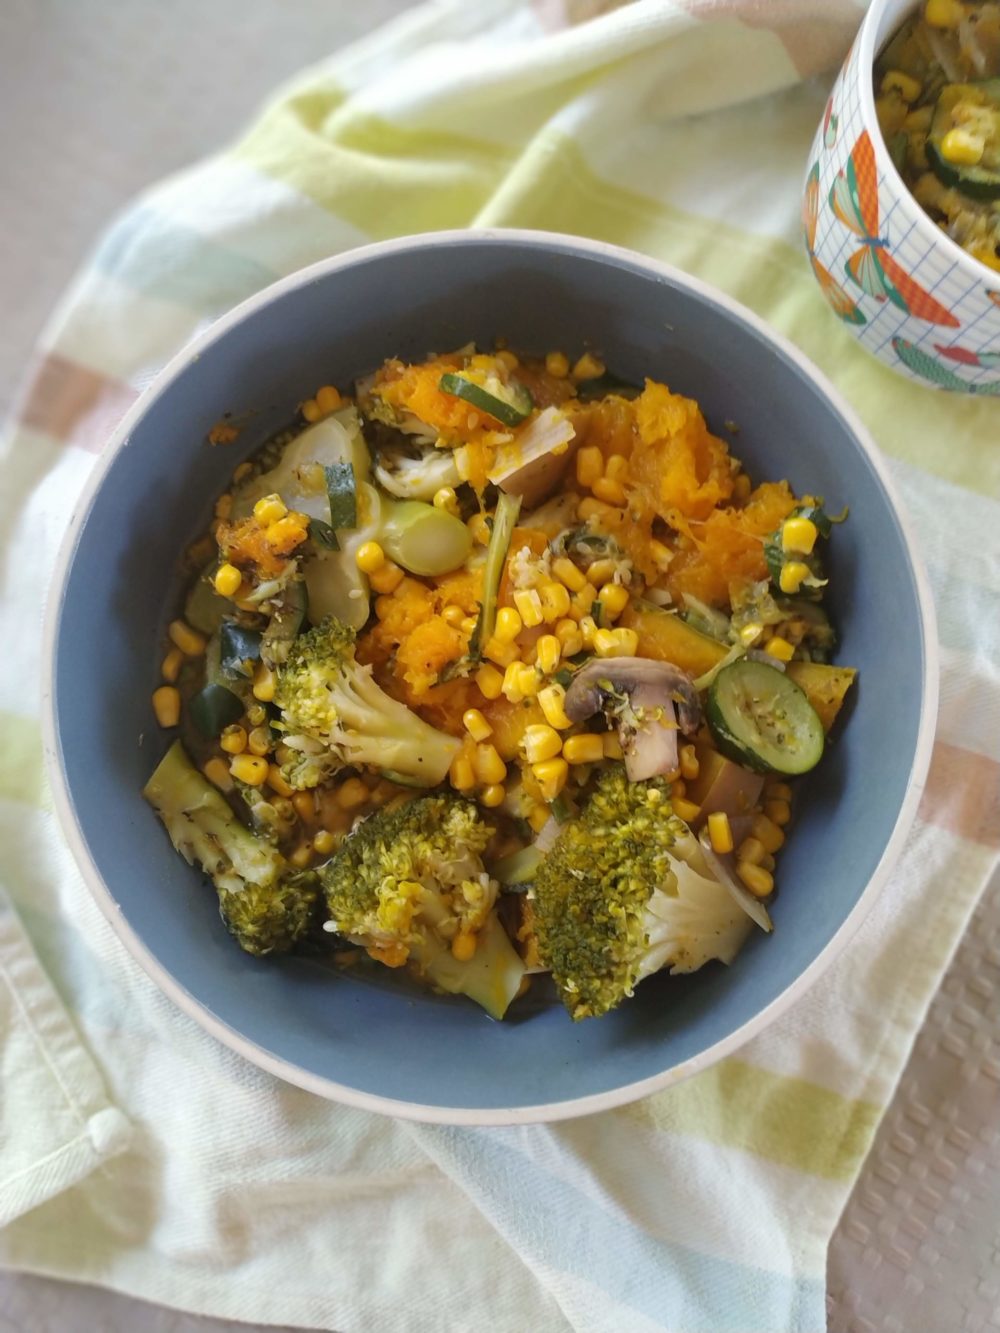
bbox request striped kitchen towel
[1,2,998,1329]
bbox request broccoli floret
[320,794,525,1019]
[531,766,753,1019]
[274,616,461,787]
[143,741,317,956]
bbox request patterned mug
[804,0,1000,393]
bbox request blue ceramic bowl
[43,232,937,1123]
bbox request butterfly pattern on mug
[829,130,960,328]
[803,161,865,325]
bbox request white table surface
[2,3,998,1328]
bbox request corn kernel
[781,516,818,554]
[313,829,338,856]
[265,515,308,551]
[571,583,598,618]
[442,604,465,628]
[202,757,233,792]
[528,802,551,833]
[463,709,493,742]
[247,726,273,756]
[161,647,184,683]
[739,622,764,646]
[737,836,767,867]
[592,476,627,506]
[478,783,506,809]
[369,561,404,594]
[451,930,478,961]
[545,350,570,378]
[563,733,604,764]
[599,582,629,621]
[335,777,368,809]
[267,764,295,798]
[214,492,234,521]
[707,811,734,855]
[649,538,673,568]
[555,618,579,645]
[765,780,793,802]
[538,684,573,730]
[577,497,617,524]
[539,581,572,623]
[151,685,180,728]
[289,844,313,869]
[572,352,605,381]
[578,615,598,646]
[253,493,287,526]
[940,127,985,166]
[352,541,383,574]
[536,634,561,675]
[880,68,922,102]
[433,486,460,516]
[513,588,545,628]
[515,665,541,697]
[475,663,504,699]
[468,512,491,545]
[552,556,587,593]
[494,606,523,643]
[252,664,276,702]
[575,446,605,488]
[737,861,774,899]
[533,757,569,802]
[168,619,207,657]
[473,744,507,786]
[759,851,776,873]
[214,563,242,597]
[230,753,268,786]
[595,626,639,657]
[751,813,785,854]
[301,399,321,422]
[586,558,615,587]
[672,797,701,823]
[501,661,525,702]
[450,754,476,792]
[292,791,315,820]
[496,349,519,371]
[315,384,342,414]
[680,744,700,781]
[522,725,563,764]
[603,732,623,759]
[764,798,792,827]
[766,635,795,663]
[779,561,811,595]
[671,778,687,799]
[220,725,247,754]
[461,616,478,635]
[925,0,964,28]
[484,636,520,668]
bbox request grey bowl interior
[51,234,929,1116]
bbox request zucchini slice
[706,660,824,775]
[438,371,533,427]
[927,81,1000,202]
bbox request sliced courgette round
[706,659,824,775]
[190,682,245,739]
[927,81,1000,202]
[438,371,533,426]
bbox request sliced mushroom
[564,657,702,782]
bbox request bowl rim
[859,0,1000,288]
[41,227,940,1126]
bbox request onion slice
[697,829,773,933]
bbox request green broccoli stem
[143,741,317,956]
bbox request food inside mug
[143,342,856,1023]
[875,0,1000,270]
